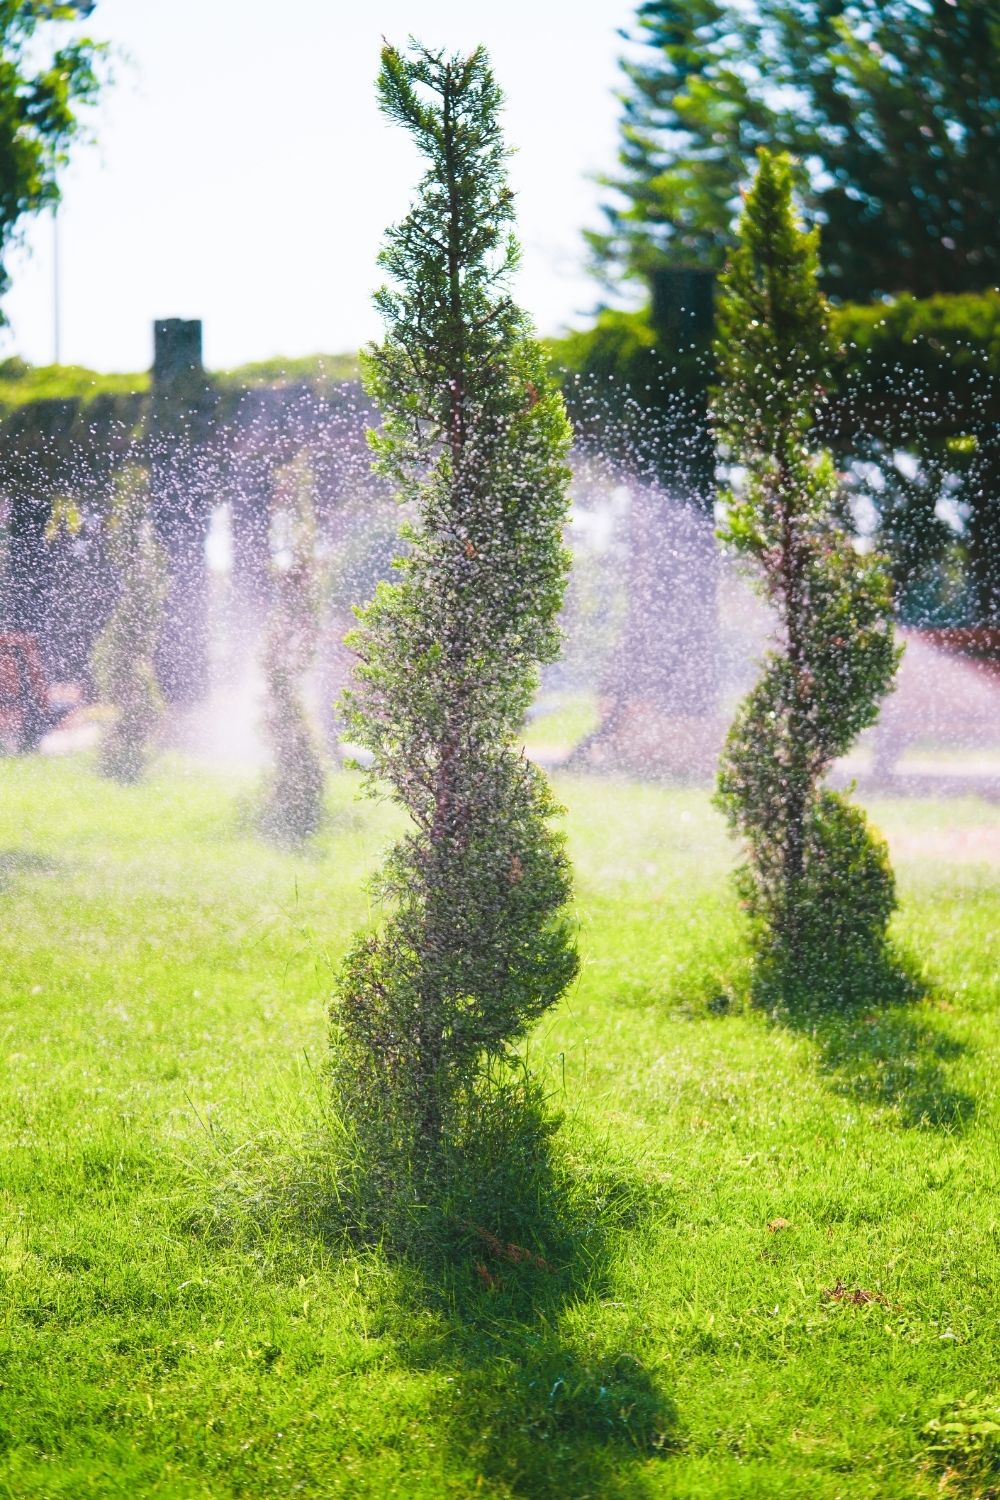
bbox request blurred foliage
[3,276,997,650]
[548,287,1000,623]
[592,0,1000,302]
[10,289,994,442]
[0,0,104,314]
[216,352,360,389]
[0,355,147,409]
[548,290,1000,421]
[833,290,1000,430]
[0,351,362,416]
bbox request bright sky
[0,0,635,374]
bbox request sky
[0,0,636,374]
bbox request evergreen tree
[588,1,771,282]
[712,152,903,1001]
[257,450,325,844]
[592,1,1000,302]
[331,41,577,1180]
[91,465,168,784]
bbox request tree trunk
[570,270,721,777]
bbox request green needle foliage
[331,40,577,1200]
[257,451,325,845]
[91,465,168,785]
[712,151,903,1005]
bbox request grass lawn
[1,755,999,1498]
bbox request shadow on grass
[793,1004,973,1129]
[392,1142,679,1498]
[249,1088,681,1498]
[763,950,976,1131]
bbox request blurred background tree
[591,0,1000,302]
[256,449,325,846]
[90,464,167,784]
[0,1,104,313]
[565,0,1000,641]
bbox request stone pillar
[149,318,213,703]
[153,318,203,388]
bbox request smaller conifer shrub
[91,465,168,784]
[256,451,325,844]
[712,151,903,1004]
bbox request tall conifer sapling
[91,462,167,780]
[332,41,577,1182]
[91,465,168,784]
[712,151,902,1002]
[257,450,325,844]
